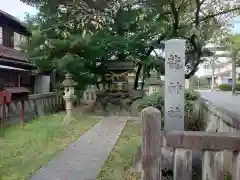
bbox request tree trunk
[141,65,146,90]
[232,51,237,95]
[211,61,215,91]
[134,63,143,90]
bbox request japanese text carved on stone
[167,106,182,118]
[167,53,183,70]
[167,82,183,94]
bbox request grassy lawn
[0,113,100,180]
[97,120,141,180]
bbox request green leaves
[21,0,240,90]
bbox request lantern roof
[62,73,78,87]
[147,69,164,85]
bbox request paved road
[30,116,127,180]
[199,90,240,115]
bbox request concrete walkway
[30,116,127,180]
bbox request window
[14,32,21,50]
[2,26,14,48]
[0,27,2,45]
[14,32,27,50]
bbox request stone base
[132,147,202,179]
[62,115,76,124]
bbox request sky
[233,22,240,33]
[0,0,37,20]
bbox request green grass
[97,120,141,180]
[0,113,100,180]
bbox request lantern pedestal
[62,73,78,124]
[63,95,75,124]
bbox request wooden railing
[141,106,240,180]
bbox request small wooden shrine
[102,60,135,91]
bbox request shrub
[136,89,165,114]
[219,84,232,91]
[219,84,240,91]
[136,89,200,112]
[185,89,200,111]
[134,89,203,130]
[185,89,200,101]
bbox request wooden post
[141,107,162,180]
[1,101,5,137]
[20,100,24,128]
[232,151,240,180]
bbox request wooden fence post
[141,106,162,180]
[232,151,240,180]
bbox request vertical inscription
[168,81,183,94]
[167,53,183,71]
[164,39,185,131]
[167,106,183,118]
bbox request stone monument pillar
[164,39,185,131]
[62,73,77,122]
[164,39,191,180]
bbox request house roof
[215,69,232,77]
[0,64,28,71]
[0,10,31,35]
[0,45,29,62]
[0,45,37,70]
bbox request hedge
[135,89,200,114]
[219,84,240,91]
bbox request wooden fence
[0,92,65,124]
[141,106,240,180]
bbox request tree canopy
[21,0,240,89]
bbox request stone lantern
[97,77,103,90]
[147,69,163,96]
[127,72,136,89]
[62,73,78,121]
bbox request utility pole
[210,56,216,91]
[232,51,237,95]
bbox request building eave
[0,10,31,36]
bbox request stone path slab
[30,116,127,180]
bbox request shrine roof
[2,87,30,94]
[147,69,164,85]
[105,60,134,71]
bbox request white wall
[34,75,50,94]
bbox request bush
[184,89,200,101]
[136,89,165,114]
[136,89,200,112]
[185,89,200,111]
[219,84,231,91]
[219,84,240,91]
[134,89,203,130]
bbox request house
[215,62,240,86]
[197,61,240,88]
[0,10,51,94]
